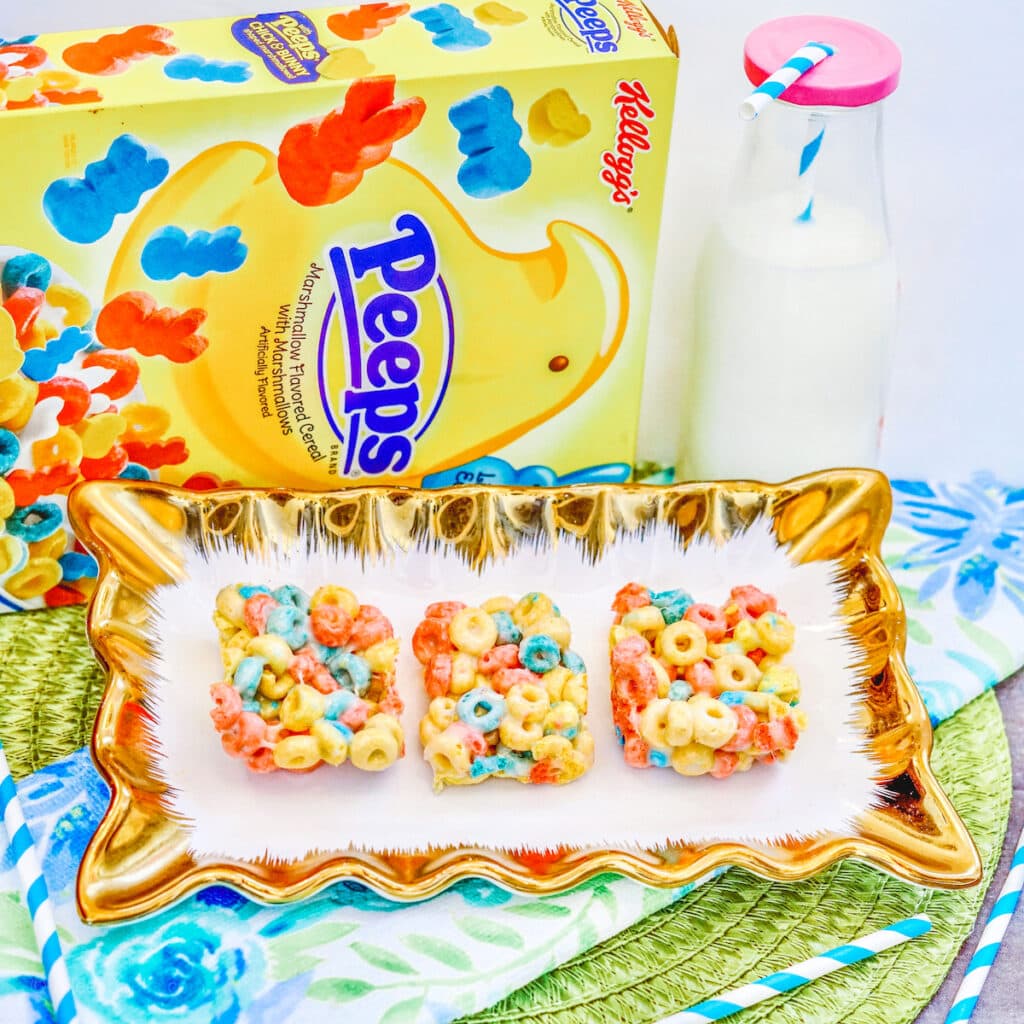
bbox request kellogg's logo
[600,79,656,206]
[321,214,455,476]
[554,0,621,54]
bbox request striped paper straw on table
[739,41,835,120]
[945,822,1024,1024]
[0,744,77,1024]
[656,915,932,1024]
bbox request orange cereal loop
[80,349,140,400]
[74,412,127,459]
[29,526,69,561]
[35,377,90,426]
[7,463,79,506]
[2,287,44,345]
[32,426,84,470]
[120,402,171,442]
[0,375,38,430]
[78,444,129,480]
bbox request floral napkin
[0,472,1020,1024]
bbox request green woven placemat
[0,608,1011,1024]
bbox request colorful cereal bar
[413,593,593,791]
[609,583,806,779]
[210,583,404,773]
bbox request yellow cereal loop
[510,591,553,629]
[498,715,543,751]
[29,526,67,560]
[712,653,761,693]
[0,309,22,379]
[758,664,801,701]
[215,585,247,627]
[532,734,572,763]
[419,716,444,746]
[258,669,293,701]
[279,683,326,731]
[639,698,673,750]
[309,584,358,616]
[120,402,171,443]
[364,637,399,674]
[40,70,81,90]
[732,619,761,652]
[665,701,694,747]
[522,613,571,649]
[428,696,458,729]
[311,719,349,765]
[273,734,321,771]
[0,535,27,575]
[449,651,478,695]
[449,607,498,654]
[5,557,62,600]
[246,634,293,675]
[542,700,579,736]
[506,682,549,723]
[424,728,473,782]
[481,595,514,614]
[671,742,716,777]
[689,694,739,748]
[755,612,796,655]
[620,605,663,635]
[657,620,707,667]
[32,427,84,469]
[365,713,403,747]
[46,284,92,328]
[541,664,571,702]
[350,724,400,771]
[0,375,38,430]
[75,413,127,458]
[562,674,588,713]
[0,479,15,521]
[609,624,641,649]
[643,653,672,697]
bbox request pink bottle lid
[744,15,901,107]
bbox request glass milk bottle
[685,16,902,481]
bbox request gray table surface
[916,667,1023,1023]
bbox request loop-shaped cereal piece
[0,428,19,475]
[752,714,800,754]
[258,670,294,701]
[511,591,554,629]
[758,664,800,701]
[233,656,268,700]
[349,604,393,648]
[449,606,499,655]
[5,501,63,543]
[457,687,507,733]
[350,724,401,771]
[243,592,278,635]
[0,479,14,522]
[29,526,67,561]
[532,734,573,764]
[659,618,708,667]
[221,711,267,758]
[424,727,473,780]
[266,603,310,649]
[540,664,571,702]
[364,637,400,674]
[668,679,693,702]
[650,588,694,624]
[611,634,650,669]
[46,283,92,328]
[562,674,588,713]
[428,696,458,729]
[413,616,455,663]
[448,652,479,696]
[0,374,38,431]
[481,595,514,614]
[684,603,728,642]
[720,704,758,753]
[498,715,544,751]
[670,741,716,776]
[310,584,358,616]
[273,734,321,771]
[119,401,171,442]
[732,619,761,652]
[326,650,372,694]
[424,653,452,698]
[365,713,404,750]
[490,609,522,645]
[755,611,796,655]
[311,718,349,765]
[0,535,28,576]
[35,377,87,427]
[272,584,309,612]
[81,349,140,400]
[612,582,650,615]
[731,584,777,618]
[75,412,127,459]
[215,584,247,627]
[78,444,129,480]
[310,602,352,647]
[522,614,571,649]
[280,683,327,730]
[479,643,520,675]
[209,682,242,730]
[518,633,561,674]
[711,751,739,779]
[688,694,738,749]
[424,600,466,621]
[32,426,84,470]
[620,604,664,636]
[612,656,658,705]
[712,653,761,693]
[324,689,357,720]
[506,682,550,723]
[542,700,580,737]
[643,654,672,697]
[245,634,293,676]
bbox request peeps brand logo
[321,214,455,476]
[231,11,326,83]
[601,79,656,206]
[554,0,621,53]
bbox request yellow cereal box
[0,2,677,610]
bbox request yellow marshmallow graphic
[528,89,591,146]
[474,3,528,25]
[316,48,375,80]
[106,143,628,488]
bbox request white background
[7,0,1023,480]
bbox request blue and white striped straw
[0,745,77,1024]
[739,41,836,120]
[945,823,1024,1024]
[656,915,931,1024]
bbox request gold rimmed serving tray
[68,469,981,924]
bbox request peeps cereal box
[0,1,677,611]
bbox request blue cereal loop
[273,584,310,613]
[668,681,693,701]
[491,610,521,645]
[239,585,271,598]
[119,462,151,480]
[648,749,670,768]
[324,690,356,720]
[310,641,338,664]
[519,634,560,674]
[2,252,52,299]
[327,651,371,695]
[718,691,747,706]
[457,687,506,733]
[58,552,97,580]
[265,605,309,650]
[561,649,586,674]
[0,429,19,476]
[5,502,63,542]
[233,656,267,700]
